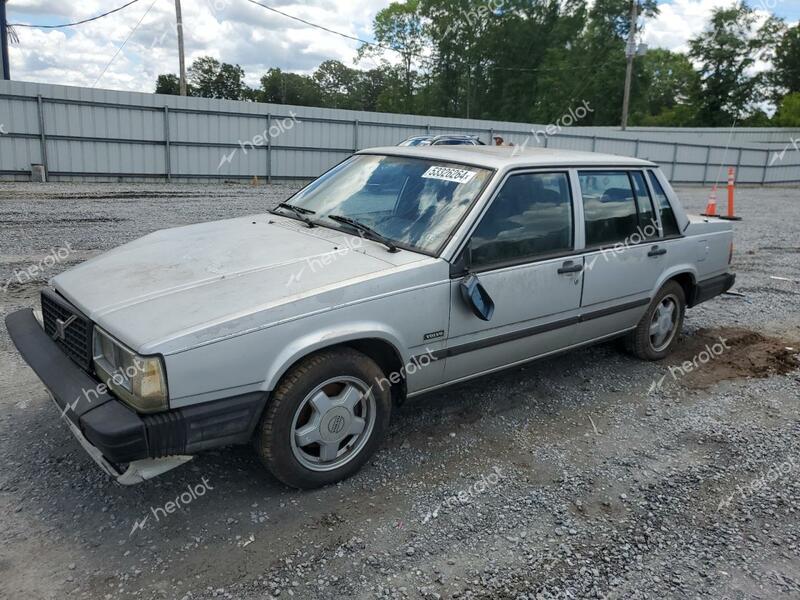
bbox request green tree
[360,0,425,112]
[258,69,323,106]
[688,3,780,125]
[638,49,699,117]
[155,74,182,96]
[774,92,800,127]
[313,60,360,109]
[188,56,247,100]
[773,24,800,99]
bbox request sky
[4,0,799,94]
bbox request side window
[647,171,680,237]
[470,172,573,268]
[630,171,659,239]
[579,171,639,247]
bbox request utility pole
[174,0,187,95]
[1,0,10,80]
[620,0,638,131]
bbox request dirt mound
[670,327,799,389]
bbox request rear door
[443,171,584,384]
[575,170,667,342]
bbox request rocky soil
[0,182,798,600]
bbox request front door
[443,171,584,384]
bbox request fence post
[592,136,597,152]
[735,147,742,175]
[36,95,49,179]
[426,123,431,135]
[702,146,711,186]
[163,106,171,182]
[266,113,272,184]
[671,143,679,180]
[354,120,359,152]
[761,150,769,185]
[634,139,640,158]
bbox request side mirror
[459,274,495,321]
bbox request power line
[10,0,143,29]
[244,0,603,74]
[244,0,386,50]
[92,0,158,88]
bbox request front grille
[41,290,94,370]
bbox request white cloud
[6,0,393,92]
[642,0,739,53]
[4,0,793,93]
[642,0,788,54]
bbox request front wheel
[626,280,686,361]
[254,348,392,489]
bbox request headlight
[92,327,168,413]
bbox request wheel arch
[654,266,697,306]
[263,328,408,405]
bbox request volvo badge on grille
[52,315,77,342]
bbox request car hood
[52,214,429,354]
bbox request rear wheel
[255,348,392,489]
[627,280,686,361]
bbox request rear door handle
[558,260,583,274]
[648,246,667,257]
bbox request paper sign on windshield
[422,166,477,184]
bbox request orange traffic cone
[702,185,718,217]
[720,167,742,221]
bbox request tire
[626,280,686,361]
[254,348,392,489]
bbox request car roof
[358,145,657,170]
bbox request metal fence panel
[1,80,799,184]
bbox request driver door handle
[558,260,584,275]
[648,246,667,257]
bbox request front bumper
[6,308,267,484]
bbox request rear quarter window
[647,171,681,237]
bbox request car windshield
[284,154,493,254]
[399,137,431,147]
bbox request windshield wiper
[272,203,316,228]
[327,215,399,253]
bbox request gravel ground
[0,181,799,600]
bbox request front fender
[262,323,408,392]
